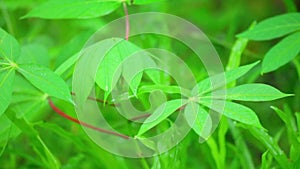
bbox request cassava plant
[0,0,299,168]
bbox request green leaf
[184,102,211,138]
[237,13,300,40]
[139,85,191,97]
[137,99,187,136]
[204,83,292,101]
[133,0,166,5]
[122,57,144,96]
[260,151,271,169]
[262,31,300,73]
[95,39,156,100]
[5,110,60,169]
[0,28,20,61]
[144,69,161,84]
[0,114,20,144]
[17,64,72,103]
[271,106,300,150]
[194,61,259,95]
[96,39,137,99]
[0,69,15,116]
[22,0,121,19]
[200,99,262,128]
[245,126,291,169]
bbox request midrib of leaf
[251,24,300,33]
[0,69,14,106]
[190,103,203,134]
[200,93,292,99]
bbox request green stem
[293,57,300,79]
[133,138,150,169]
[224,22,256,169]
[208,35,260,59]
[228,121,255,169]
[247,127,291,169]
[283,0,297,12]
[36,136,60,169]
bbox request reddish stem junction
[48,3,142,140]
[48,98,130,140]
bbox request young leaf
[133,0,166,5]
[0,70,15,116]
[184,102,212,138]
[205,83,292,101]
[137,99,187,136]
[17,64,72,103]
[237,13,300,40]
[0,28,20,61]
[200,99,262,128]
[22,0,121,19]
[194,61,260,95]
[262,31,300,73]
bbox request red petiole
[48,98,130,140]
[123,1,130,41]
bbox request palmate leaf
[262,31,300,73]
[22,0,121,19]
[17,64,72,103]
[0,70,15,116]
[0,28,20,61]
[203,83,292,101]
[200,99,262,128]
[137,99,187,136]
[237,13,300,40]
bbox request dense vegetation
[0,0,300,168]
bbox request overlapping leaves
[238,13,300,73]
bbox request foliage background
[0,0,300,168]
